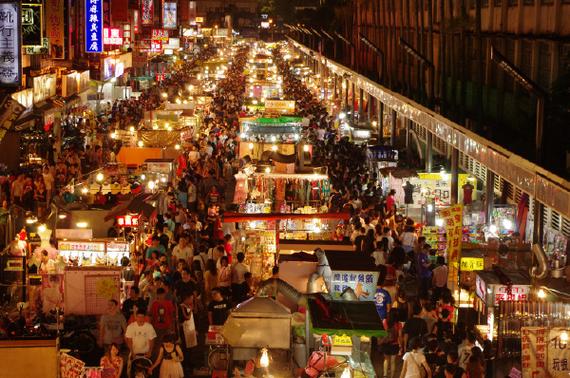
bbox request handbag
[182,312,198,348]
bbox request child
[100,343,123,378]
[148,333,184,378]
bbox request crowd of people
[0,39,498,378]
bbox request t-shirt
[208,299,229,325]
[402,351,427,378]
[416,253,432,279]
[150,299,176,330]
[172,245,194,263]
[125,322,157,355]
[231,262,249,284]
[402,317,428,347]
[374,288,392,320]
[100,312,127,345]
[432,265,448,288]
[146,244,166,259]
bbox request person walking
[400,337,431,378]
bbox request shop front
[473,270,531,343]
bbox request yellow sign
[195,17,204,23]
[439,204,463,291]
[264,100,296,114]
[460,257,484,271]
[333,334,353,347]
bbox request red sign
[103,28,123,45]
[151,41,162,52]
[116,214,140,227]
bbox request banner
[85,0,104,53]
[163,2,177,29]
[22,0,43,47]
[45,0,65,58]
[141,0,153,25]
[0,95,26,142]
[0,2,21,86]
[439,204,463,290]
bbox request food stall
[223,297,291,363]
[474,269,531,342]
[223,213,351,280]
[234,171,330,214]
[238,116,304,160]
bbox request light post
[490,45,547,244]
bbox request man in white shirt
[431,256,448,301]
[125,310,156,358]
[172,235,194,266]
[231,252,250,303]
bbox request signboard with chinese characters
[21,0,42,47]
[265,100,295,114]
[459,257,484,271]
[152,29,169,42]
[59,240,106,253]
[548,328,570,377]
[103,28,122,45]
[141,0,153,25]
[163,2,177,29]
[45,0,64,58]
[85,0,103,53]
[493,284,529,306]
[0,2,21,86]
[521,327,547,378]
[439,204,463,291]
[0,95,25,142]
[331,270,378,301]
[116,214,140,227]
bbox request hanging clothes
[233,173,248,204]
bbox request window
[508,0,518,5]
[495,0,502,6]
[522,0,534,5]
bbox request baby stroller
[130,354,152,378]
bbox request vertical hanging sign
[21,0,43,47]
[85,0,103,53]
[45,0,65,58]
[0,2,21,86]
[162,2,176,29]
[141,0,153,25]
